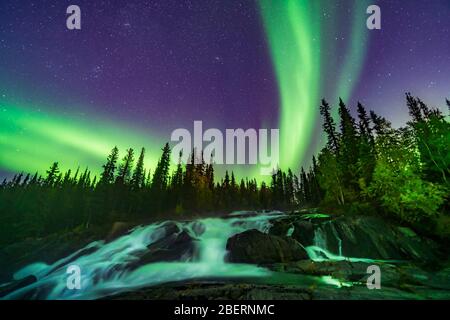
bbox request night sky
[0,0,449,180]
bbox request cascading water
[304,227,332,261]
[304,223,392,264]
[305,223,344,261]
[2,211,286,300]
[3,211,401,300]
[330,224,343,256]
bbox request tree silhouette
[320,99,339,153]
[131,148,145,190]
[99,146,119,185]
[0,94,448,247]
[116,148,135,185]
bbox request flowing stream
[2,211,386,300]
[3,211,286,299]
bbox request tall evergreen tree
[320,99,339,153]
[131,148,145,190]
[116,148,135,184]
[357,102,374,147]
[357,102,376,186]
[338,98,360,192]
[370,110,392,136]
[406,92,424,123]
[299,167,309,205]
[44,162,60,187]
[99,146,119,185]
[285,169,295,207]
[151,143,171,191]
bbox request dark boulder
[291,220,315,246]
[141,230,195,264]
[269,219,293,237]
[130,223,197,268]
[226,229,308,264]
[105,222,134,242]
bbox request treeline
[0,93,449,245]
[298,94,449,237]
[0,143,288,245]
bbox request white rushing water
[3,211,287,300]
[304,225,396,264]
[3,211,394,300]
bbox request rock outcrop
[226,229,308,264]
[271,215,441,264]
[130,222,198,268]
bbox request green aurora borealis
[1,0,372,179]
[0,103,162,176]
[260,0,371,170]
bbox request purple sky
[0,0,449,178]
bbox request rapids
[1,211,383,300]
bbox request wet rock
[105,222,133,242]
[269,219,293,237]
[108,282,313,300]
[0,275,37,298]
[226,229,308,264]
[108,277,450,300]
[189,221,206,237]
[130,224,197,267]
[267,259,450,294]
[312,216,441,263]
[143,230,195,263]
[0,231,98,284]
[268,260,371,281]
[291,220,315,246]
[46,245,100,275]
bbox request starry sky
[0,0,449,180]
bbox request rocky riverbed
[1,211,449,300]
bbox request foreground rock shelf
[108,259,450,300]
[108,282,450,300]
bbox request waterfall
[304,224,344,261]
[305,223,389,264]
[2,211,285,300]
[305,224,347,261]
[330,224,343,256]
[313,227,327,248]
[305,227,334,261]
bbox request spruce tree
[370,110,392,136]
[320,99,340,153]
[131,148,145,190]
[338,98,360,194]
[151,143,171,191]
[357,102,374,147]
[357,102,376,186]
[406,92,423,123]
[99,146,119,185]
[45,162,60,187]
[116,148,135,185]
[300,167,309,205]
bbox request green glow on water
[320,276,353,288]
